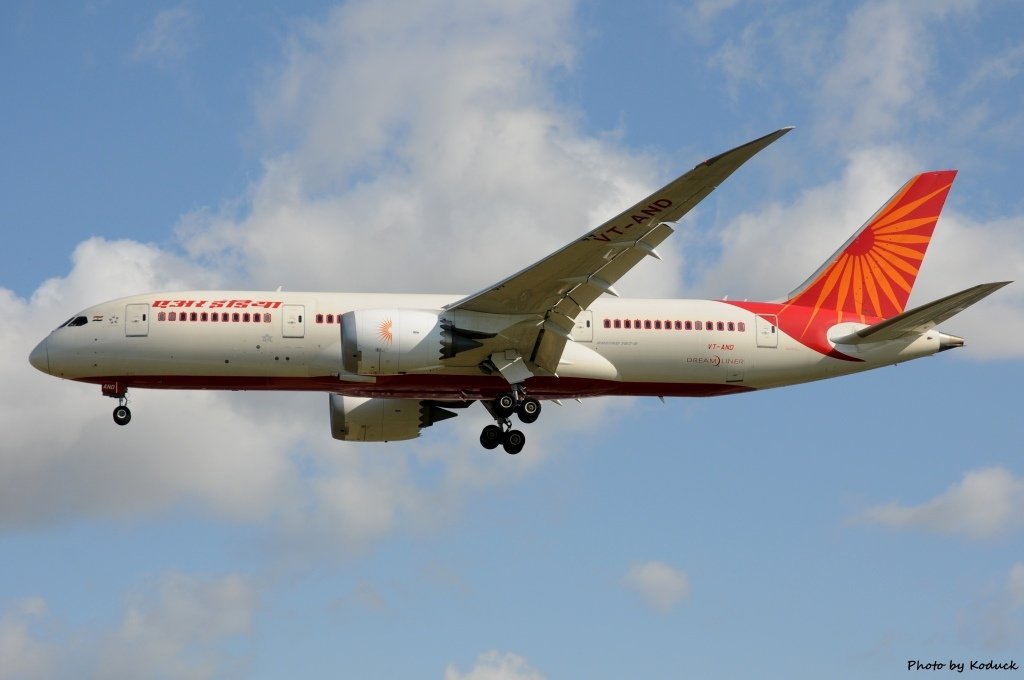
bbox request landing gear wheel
[516,398,541,424]
[480,424,503,450]
[502,429,525,455]
[112,404,132,426]
[493,393,516,419]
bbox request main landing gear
[102,383,132,426]
[479,385,541,455]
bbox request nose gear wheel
[112,403,132,426]
[105,387,132,426]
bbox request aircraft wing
[446,126,793,374]
[831,281,1011,345]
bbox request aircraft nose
[28,337,49,374]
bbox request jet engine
[340,308,485,375]
[329,394,457,442]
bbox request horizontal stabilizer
[831,281,1011,345]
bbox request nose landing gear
[102,383,131,426]
[479,385,541,454]
[112,401,132,426]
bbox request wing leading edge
[446,127,794,374]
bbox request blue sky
[2,1,1023,678]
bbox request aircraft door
[125,304,149,337]
[756,314,778,348]
[283,305,305,338]
[572,311,594,342]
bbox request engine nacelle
[329,394,457,442]
[340,308,484,375]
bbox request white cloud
[706,6,829,93]
[0,598,53,680]
[957,562,1024,651]
[132,5,196,64]
[180,0,679,300]
[861,467,1024,539]
[622,560,691,612]
[819,2,940,143]
[703,1,981,148]
[445,651,545,680]
[0,574,257,680]
[94,572,256,680]
[0,238,298,527]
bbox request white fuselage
[30,290,945,402]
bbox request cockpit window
[58,316,89,329]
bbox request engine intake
[340,308,491,375]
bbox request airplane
[28,128,1010,454]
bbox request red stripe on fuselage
[76,374,754,401]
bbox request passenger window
[169,312,177,321]
[645,320,652,330]
[316,314,324,324]
[706,320,713,330]
[232,313,240,322]
[716,321,724,331]
[201,312,209,322]
[263,313,271,323]
[614,319,621,329]
[674,321,682,330]
[738,322,746,332]
[727,322,735,331]
[327,314,334,324]
[158,312,167,322]
[624,319,631,329]
[190,312,198,322]
[694,321,702,330]
[654,320,662,329]
[243,313,252,322]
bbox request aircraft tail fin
[784,170,957,323]
[830,281,1011,345]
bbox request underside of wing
[445,127,793,374]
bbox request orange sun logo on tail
[785,170,956,329]
[377,318,393,345]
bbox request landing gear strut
[102,383,132,426]
[479,385,541,455]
